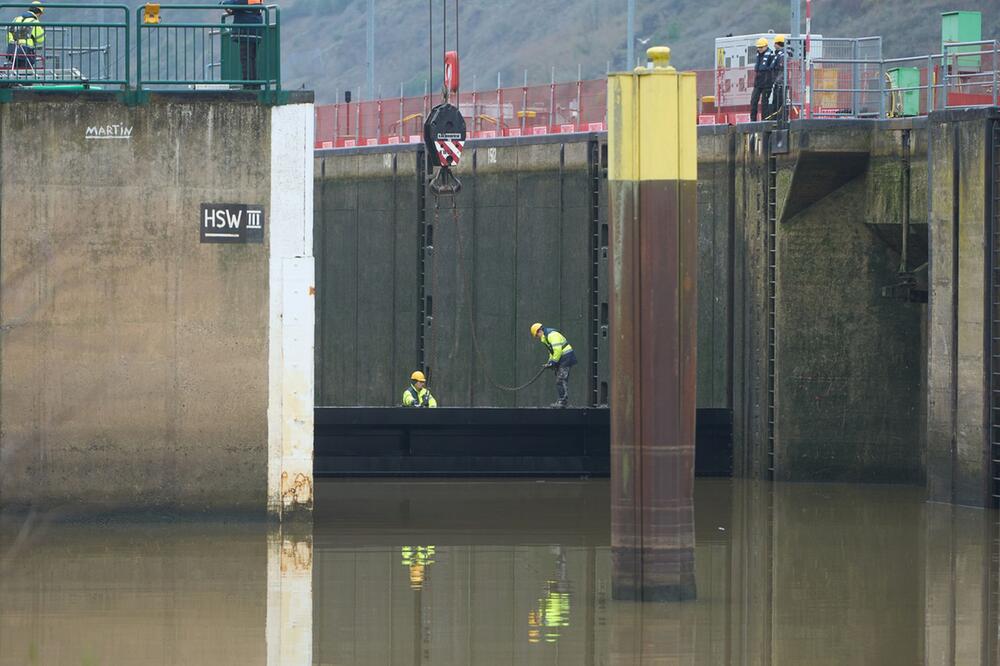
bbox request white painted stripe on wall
[268,103,315,517]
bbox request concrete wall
[926,109,999,507]
[0,92,315,516]
[706,121,929,484]
[775,124,925,483]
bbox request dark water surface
[1,479,992,664]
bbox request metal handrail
[805,39,999,118]
[135,4,280,92]
[0,2,129,87]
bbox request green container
[220,25,278,84]
[888,67,920,116]
[941,11,982,70]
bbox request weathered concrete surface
[715,120,928,484]
[696,128,733,410]
[925,108,998,507]
[0,93,315,515]
[775,126,925,483]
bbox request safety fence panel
[943,42,1000,108]
[0,3,129,88]
[136,4,280,90]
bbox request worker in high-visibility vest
[402,371,438,408]
[6,1,44,72]
[531,323,578,408]
[222,0,263,89]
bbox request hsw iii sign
[201,204,265,244]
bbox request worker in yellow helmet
[402,370,438,408]
[6,1,44,72]
[750,36,773,121]
[531,323,578,408]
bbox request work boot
[549,401,567,409]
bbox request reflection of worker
[769,34,786,119]
[531,323,577,408]
[401,545,436,590]
[402,371,438,408]
[528,547,571,644]
[6,1,44,71]
[750,37,773,121]
[222,0,263,88]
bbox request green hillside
[278,0,1000,103]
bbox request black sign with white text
[200,204,265,244]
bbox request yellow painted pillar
[607,47,698,601]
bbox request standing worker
[222,0,263,89]
[769,34,786,119]
[749,37,773,121]
[6,1,44,72]
[402,371,438,408]
[531,323,577,409]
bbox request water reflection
[2,479,999,664]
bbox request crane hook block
[444,51,460,93]
[424,102,467,169]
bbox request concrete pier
[0,92,316,517]
[607,50,698,601]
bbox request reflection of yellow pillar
[608,46,698,602]
[266,526,313,665]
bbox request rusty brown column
[607,46,698,601]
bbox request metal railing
[315,72,717,148]
[0,2,286,93]
[808,40,999,119]
[0,2,128,88]
[942,41,1000,110]
[136,4,280,91]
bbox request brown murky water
[0,479,993,665]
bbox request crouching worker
[403,370,438,408]
[531,322,578,408]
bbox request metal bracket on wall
[770,129,790,155]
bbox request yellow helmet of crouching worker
[530,323,543,338]
[410,371,426,383]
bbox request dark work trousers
[555,365,571,406]
[236,34,259,88]
[750,85,770,121]
[770,84,785,120]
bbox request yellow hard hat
[30,0,43,13]
[530,323,543,337]
[774,34,786,44]
[755,38,768,48]
[410,371,426,382]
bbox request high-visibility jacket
[8,13,43,48]
[540,328,577,366]
[402,384,438,408]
